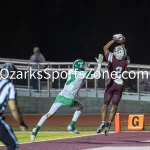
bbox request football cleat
[67,126,79,134]
[30,128,38,142]
[97,122,106,133]
[104,122,111,136]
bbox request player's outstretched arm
[88,54,103,79]
[8,100,28,131]
[95,54,103,72]
[103,40,115,56]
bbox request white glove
[95,54,103,64]
[113,34,125,42]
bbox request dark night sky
[0,0,150,64]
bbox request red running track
[1,131,150,150]
[3,114,150,126]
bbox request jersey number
[115,66,122,78]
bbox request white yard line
[141,140,150,142]
[122,131,150,133]
[85,147,150,150]
[84,131,150,150]
[13,131,96,133]
[13,130,150,133]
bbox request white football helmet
[113,45,127,60]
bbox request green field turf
[1,125,150,146]
[0,131,96,146]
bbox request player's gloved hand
[113,34,125,42]
[95,54,103,64]
[20,122,28,131]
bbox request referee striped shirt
[0,77,16,116]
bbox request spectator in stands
[29,47,46,90]
[144,73,150,92]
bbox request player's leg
[67,101,83,134]
[97,88,113,133]
[105,83,123,135]
[30,102,63,142]
[107,94,122,123]
[104,104,118,136]
[0,119,19,150]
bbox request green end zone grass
[0,132,96,146]
[1,125,150,146]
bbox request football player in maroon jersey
[97,34,130,135]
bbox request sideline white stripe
[13,131,98,133]
[12,130,150,133]
[122,131,150,133]
[85,147,150,150]
[141,140,150,142]
[18,131,116,144]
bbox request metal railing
[0,57,150,100]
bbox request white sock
[72,110,82,122]
[37,102,63,127]
[37,115,47,127]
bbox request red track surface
[3,114,150,126]
[1,131,150,150]
[1,114,150,149]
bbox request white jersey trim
[108,52,113,63]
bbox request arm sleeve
[105,52,113,63]
[8,84,16,100]
[85,71,92,78]
[73,71,91,79]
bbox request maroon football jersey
[105,52,128,81]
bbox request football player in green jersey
[30,54,103,142]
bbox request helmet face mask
[113,45,127,60]
[73,59,85,71]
